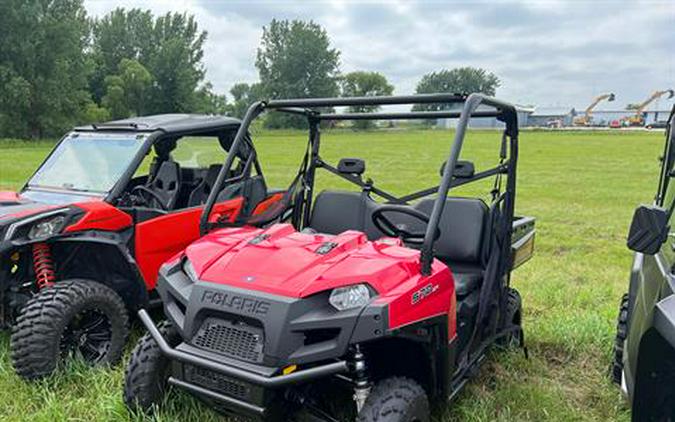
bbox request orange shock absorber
[32,243,56,289]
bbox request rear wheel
[498,288,522,347]
[10,279,129,380]
[612,293,629,385]
[124,321,180,413]
[357,377,429,422]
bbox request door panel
[135,198,244,289]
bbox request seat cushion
[447,261,484,296]
[452,270,483,297]
[217,175,267,216]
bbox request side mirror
[338,158,365,176]
[440,160,475,179]
[627,205,670,254]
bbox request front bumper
[139,309,349,417]
[156,262,388,367]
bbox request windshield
[28,133,146,194]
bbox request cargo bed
[511,216,535,270]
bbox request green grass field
[0,128,664,421]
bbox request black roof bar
[264,93,468,109]
[319,110,501,121]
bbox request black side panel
[654,295,675,349]
[52,234,149,310]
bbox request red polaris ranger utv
[125,94,536,421]
[0,114,283,380]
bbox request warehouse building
[438,104,534,128]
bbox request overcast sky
[84,0,674,110]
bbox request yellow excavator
[622,89,674,127]
[573,93,616,126]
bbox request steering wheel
[371,205,440,245]
[130,185,168,211]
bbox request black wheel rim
[60,308,112,364]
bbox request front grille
[184,365,251,400]
[192,318,264,363]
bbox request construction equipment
[573,93,616,126]
[622,89,674,127]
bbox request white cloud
[84,0,675,109]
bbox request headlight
[28,215,66,240]
[329,284,373,311]
[182,258,199,282]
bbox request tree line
[0,1,500,138]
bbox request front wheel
[10,279,129,380]
[124,321,180,414]
[357,377,429,422]
[611,293,629,385]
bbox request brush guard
[138,309,350,417]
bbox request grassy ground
[0,128,664,421]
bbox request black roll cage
[201,93,519,275]
[655,105,675,207]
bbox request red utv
[124,94,536,421]
[0,114,284,380]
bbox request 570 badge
[411,283,439,305]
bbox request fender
[51,232,149,311]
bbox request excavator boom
[574,93,616,126]
[622,89,674,127]
[636,89,674,114]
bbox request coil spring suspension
[32,243,55,289]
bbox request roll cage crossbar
[200,93,519,275]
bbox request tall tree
[146,12,207,113]
[256,19,341,128]
[193,82,228,115]
[91,9,211,116]
[341,71,394,129]
[413,67,501,112]
[0,0,92,138]
[102,58,152,119]
[89,8,154,103]
[228,82,263,119]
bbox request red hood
[0,191,55,221]
[185,224,429,298]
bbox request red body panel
[185,224,457,333]
[0,191,57,221]
[66,201,133,232]
[0,191,21,203]
[0,205,57,221]
[207,197,245,224]
[252,192,285,216]
[136,198,244,289]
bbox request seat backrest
[187,164,222,207]
[414,198,488,266]
[147,160,181,210]
[309,191,373,236]
[309,190,489,267]
[309,190,434,240]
